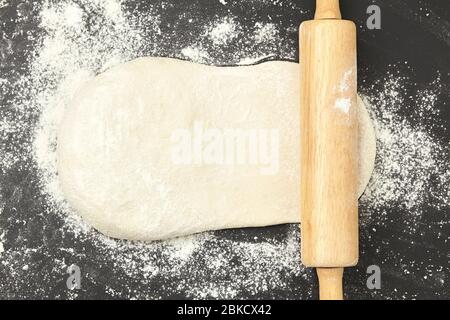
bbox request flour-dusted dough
[57,58,376,241]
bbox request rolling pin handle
[317,267,344,300]
[315,0,342,20]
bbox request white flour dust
[209,17,240,45]
[0,0,448,299]
[360,73,449,233]
[334,98,351,113]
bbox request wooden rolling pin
[299,0,358,300]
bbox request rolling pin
[299,0,358,300]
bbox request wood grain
[315,0,342,19]
[317,268,344,300]
[299,13,358,268]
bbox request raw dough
[57,57,376,241]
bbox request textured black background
[0,0,449,300]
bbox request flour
[209,17,239,45]
[334,98,351,113]
[359,74,449,232]
[181,46,210,63]
[254,22,279,43]
[0,0,448,299]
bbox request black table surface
[0,0,448,300]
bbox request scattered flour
[254,22,279,43]
[334,98,351,113]
[209,17,240,45]
[360,73,449,233]
[181,46,210,63]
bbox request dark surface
[0,0,449,300]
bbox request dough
[57,58,376,241]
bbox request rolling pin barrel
[299,0,358,299]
